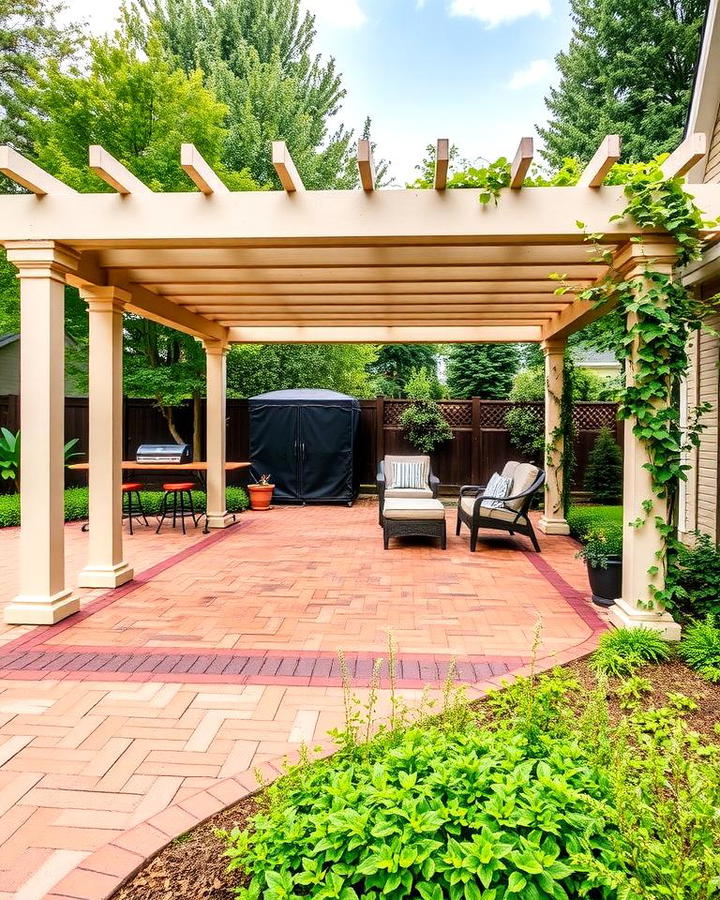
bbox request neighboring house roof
[686,0,720,183]
[0,333,19,350]
[575,350,620,368]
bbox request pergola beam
[180,143,229,195]
[357,139,376,191]
[227,325,542,343]
[510,137,533,189]
[172,293,576,306]
[577,135,621,188]
[108,276,228,342]
[272,141,305,193]
[434,139,449,190]
[0,145,78,196]
[152,282,587,296]
[661,132,707,179]
[89,146,151,195]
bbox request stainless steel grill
[135,443,191,464]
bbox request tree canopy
[539,0,707,167]
[130,0,360,189]
[446,344,521,400]
[367,344,441,397]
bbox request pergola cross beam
[180,143,230,195]
[89,146,152,195]
[0,145,78,196]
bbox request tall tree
[539,0,707,167]
[446,344,520,399]
[367,344,440,397]
[0,0,80,150]
[227,344,378,398]
[130,0,360,188]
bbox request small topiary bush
[584,426,622,504]
[399,399,453,453]
[678,616,720,683]
[567,505,623,542]
[0,485,249,528]
[590,627,671,678]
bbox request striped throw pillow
[481,472,512,510]
[392,461,425,489]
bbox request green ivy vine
[573,160,716,610]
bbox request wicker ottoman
[382,498,446,549]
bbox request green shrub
[583,427,622,504]
[666,533,720,620]
[567,505,623,541]
[0,485,249,528]
[224,716,621,899]
[398,400,453,453]
[504,405,544,462]
[678,617,720,683]
[575,526,623,568]
[590,627,671,677]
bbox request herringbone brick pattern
[0,502,604,898]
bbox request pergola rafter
[1,135,716,640]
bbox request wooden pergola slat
[357,139,376,191]
[0,145,78,196]
[89,146,151,195]
[577,135,621,187]
[272,141,305,193]
[510,137,533,188]
[434,139,449,190]
[180,143,229,195]
[661,132,708,178]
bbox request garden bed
[112,656,720,900]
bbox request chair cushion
[163,482,196,492]
[392,460,427,489]
[501,461,521,480]
[480,472,512,510]
[384,455,430,490]
[505,463,540,512]
[122,482,143,492]
[385,486,434,500]
[460,496,518,522]
[383,498,445,520]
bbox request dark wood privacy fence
[0,395,621,492]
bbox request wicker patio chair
[376,455,440,525]
[456,461,545,552]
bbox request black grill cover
[249,389,360,504]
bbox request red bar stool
[156,482,199,535]
[122,482,149,535]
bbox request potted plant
[248,473,275,510]
[576,527,623,607]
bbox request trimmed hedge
[567,504,623,542]
[0,486,249,528]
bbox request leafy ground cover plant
[666,533,720,620]
[0,486,250,528]
[679,617,720,683]
[567,505,623,542]
[590,627,671,678]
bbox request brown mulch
[113,659,719,900]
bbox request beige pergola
[1,134,717,637]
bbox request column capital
[4,240,79,281]
[203,339,230,356]
[541,337,566,355]
[613,236,679,277]
[78,284,131,312]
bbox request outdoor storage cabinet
[249,389,360,504]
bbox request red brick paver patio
[0,503,604,899]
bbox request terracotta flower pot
[248,483,274,510]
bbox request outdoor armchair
[377,455,440,525]
[456,461,545,552]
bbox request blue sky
[66,0,572,183]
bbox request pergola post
[204,340,232,528]
[77,286,134,589]
[538,338,570,535]
[609,240,681,640]
[3,241,80,624]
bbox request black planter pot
[586,556,622,607]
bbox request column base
[608,596,682,641]
[538,516,570,535]
[205,511,234,529]
[77,562,134,589]
[4,590,80,625]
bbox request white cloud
[304,0,367,29]
[449,0,551,27]
[508,58,552,90]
